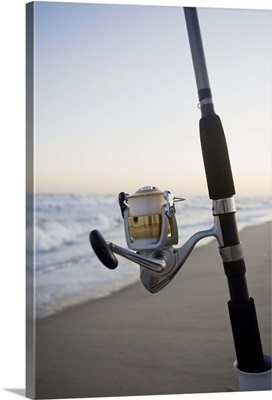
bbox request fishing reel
[90,186,223,293]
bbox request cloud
[125,68,136,78]
[87,69,118,89]
[87,67,137,90]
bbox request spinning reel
[90,186,225,293]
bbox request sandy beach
[34,222,271,399]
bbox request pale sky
[33,1,272,197]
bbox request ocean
[31,193,272,319]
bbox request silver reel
[90,186,223,293]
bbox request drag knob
[89,230,118,270]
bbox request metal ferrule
[219,243,244,263]
[213,197,236,215]
[199,97,213,108]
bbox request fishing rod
[183,7,268,376]
[89,6,271,389]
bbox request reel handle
[89,230,118,270]
[90,230,166,273]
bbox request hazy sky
[33,2,271,197]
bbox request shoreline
[36,220,271,321]
[34,221,271,399]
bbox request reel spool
[120,186,182,250]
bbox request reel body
[90,186,223,293]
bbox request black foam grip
[228,298,266,373]
[200,114,235,200]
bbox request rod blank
[184,8,211,95]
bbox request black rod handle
[220,211,266,372]
[200,114,235,200]
[223,257,266,372]
[228,298,266,373]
